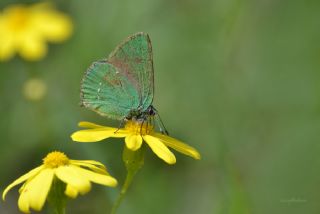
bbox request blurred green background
[1,0,320,213]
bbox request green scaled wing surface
[80,32,154,120]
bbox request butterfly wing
[81,60,140,120]
[107,32,154,111]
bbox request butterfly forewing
[81,61,140,120]
[107,32,154,111]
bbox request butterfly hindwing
[107,32,154,111]
[81,60,140,120]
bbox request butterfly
[80,32,168,134]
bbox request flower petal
[65,185,78,199]
[78,121,105,129]
[70,160,108,174]
[71,128,127,142]
[55,166,91,194]
[19,168,54,212]
[125,134,143,151]
[0,7,18,61]
[70,160,106,168]
[153,133,201,160]
[2,166,43,201]
[31,10,72,43]
[18,188,30,213]
[17,34,47,61]
[71,166,117,187]
[0,33,15,61]
[143,135,176,164]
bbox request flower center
[43,151,69,168]
[125,120,154,135]
[7,6,30,32]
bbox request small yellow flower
[2,151,117,213]
[0,3,73,61]
[71,120,201,164]
[23,78,47,101]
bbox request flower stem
[111,145,145,214]
[110,170,135,214]
[53,205,66,214]
[47,178,67,214]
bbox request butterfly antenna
[155,113,169,135]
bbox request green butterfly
[81,32,168,133]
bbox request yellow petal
[143,135,176,164]
[2,166,43,201]
[18,188,30,213]
[70,160,108,174]
[78,121,105,129]
[125,134,143,151]
[71,166,117,187]
[70,159,106,168]
[31,11,72,43]
[18,182,27,194]
[71,128,127,142]
[55,166,91,194]
[153,133,201,160]
[19,168,54,212]
[0,33,15,61]
[65,185,78,199]
[17,34,47,61]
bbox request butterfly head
[126,105,156,121]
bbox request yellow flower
[0,3,73,61]
[23,78,47,101]
[2,151,117,213]
[71,120,201,164]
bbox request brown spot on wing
[104,75,122,87]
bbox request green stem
[111,145,145,214]
[110,171,135,214]
[47,179,67,214]
[53,205,66,214]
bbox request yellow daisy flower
[2,151,117,213]
[0,2,73,61]
[71,120,201,164]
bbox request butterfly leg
[145,115,153,134]
[140,118,146,135]
[114,118,126,134]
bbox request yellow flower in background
[0,2,73,61]
[2,151,117,213]
[71,120,201,164]
[23,78,47,101]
